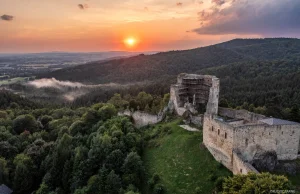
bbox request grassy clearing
[0,77,29,86]
[142,119,232,194]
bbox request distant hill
[38,38,300,113]
[40,38,300,84]
[216,38,300,60]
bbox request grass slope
[142,120,232,194]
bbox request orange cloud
[78,4,89,10]
[177,2,183,6]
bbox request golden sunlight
[124,37,137,47]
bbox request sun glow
[124,37,137,48]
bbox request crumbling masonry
[170,73,219,125]
[170,73,300,174]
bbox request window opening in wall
[240,169,243,173]
[211,126,214,132]
[245,138,248,146]
[225,132,227,139]
[218,129,220,135]
[282,131,283,135]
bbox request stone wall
[203,114,235,170]
[232,151,259,174]
[170,85,186,116]
[203,111,300,174]
[206,76,219,115]
[234,124,300,161]
[118,110,163,128]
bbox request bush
[98,104,117,121]
[195,187,203,194]
[148,173,161,189]
[161,126,171,134]
[40,115,53,129]
[214,177,225,192]
[152,173,160,183]
[147,179,155,189]
[209,173,218,182]
[69,120,86,136]
[0,111,8,119]
[153,183,165,194]
[222,172,292,194]
[13,114,38,134]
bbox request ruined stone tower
[170,73,219,117]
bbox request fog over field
[28,78,85,89]
[26,78,123,101]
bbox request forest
[0,92,146,194]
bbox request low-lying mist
[26,78,123,102]
[28,78,85,89]
[28,78,119,89]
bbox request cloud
[212,0,226,6]
[176,2,183,7]
[1,14,14,21]
[78,4,89,10]
[194,0,300,36]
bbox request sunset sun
[124,37,137,48]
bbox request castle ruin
[170,73,219,125]
[170,73,300,174]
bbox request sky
[1,0,300,53]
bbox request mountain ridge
[39,38,300,84]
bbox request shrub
[148,173,161,189]
[153,183,165,194]
[222,172,292,194]
[152,173,160,183]
[214,177,225,192]
[195,187,203,194]
[209,173,218,182]
[0,111,7,119]
[13,114,38,134]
